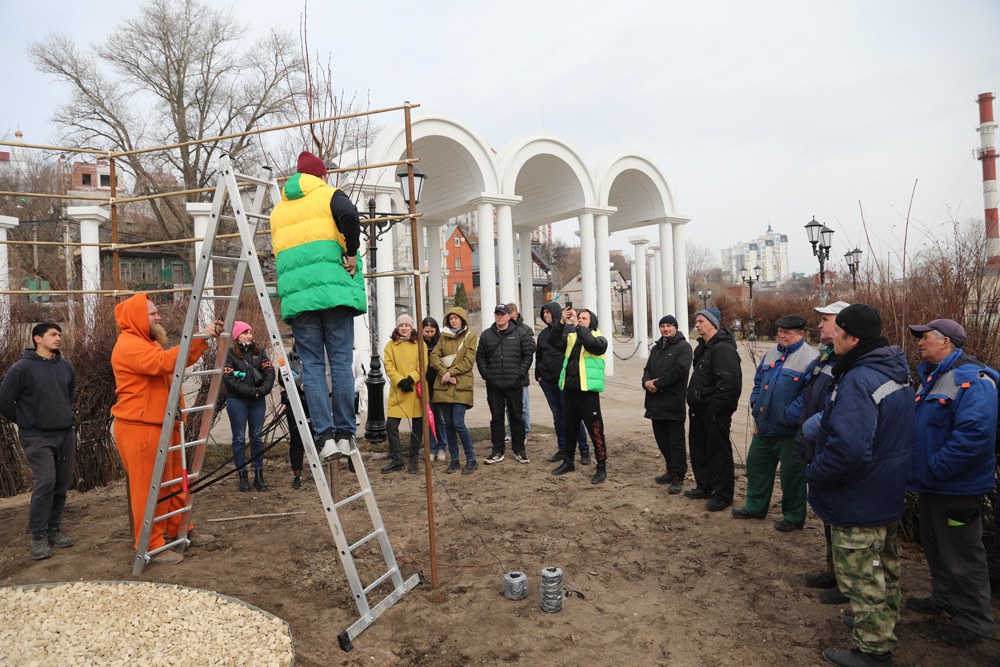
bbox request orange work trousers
[114,419,193,550]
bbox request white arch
[593,150,677,231]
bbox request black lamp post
[361,165,427,442]
[805,216,834,307]
[740,264,762,341]
[612,278,631,336]
[697,288,712,309]
[844,247,863,292]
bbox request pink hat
[233,321,252,340]
[297,151,328,178]
[396,314,414,328]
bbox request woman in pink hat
[223,321,275,491]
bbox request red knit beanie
[297,151,328,178]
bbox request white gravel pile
[0,581,293,667]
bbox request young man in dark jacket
[536,302,590,464]
[684,308,742,511]
[505,303,533,442]
[550,307,610,484]
[803,304,913,667]
[477,304,535,464]
[642,315,691,493]
[0,322,77,560]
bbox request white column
[629,236,650,358]
[658,220,675,318]
[476,201,497,328]
[672,221,689,334]
[496,204,517,303]
[594,213,613,376]
[0,216,17,334]
[517,231,534,329]
[186,203,215,329]
[375,192,396,360]
[649,246,661,330]
[578,211,596,308]
[627,258,637,341]
[67,206,108,339]
[425,222,445,323]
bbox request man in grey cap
[733,314,818,530]
[905,318,997,648]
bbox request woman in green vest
[549,307,610,484]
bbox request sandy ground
[1,337,998,666]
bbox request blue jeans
[506,386,530,439]
[428,404,447,453]
[20,431,76,539]
[290,307,356,439]
[538,378,588,451]
[439,402,475,462]
[226,396,266,471]
[989,507,1000,580]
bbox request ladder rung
[221,211,270,222]
[348,527,384,553]
[151,506,191,524]
[230,173,273,188]
[333,488,371,510]
[198,294,238,301]
[161,472,201,486]
[180,404,214,415]
[168,439,207,451]
[363,569,397,595]
[185,368,222,377]
[210,254,248,263]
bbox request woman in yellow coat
[381,314,428,474]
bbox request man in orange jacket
[111,293,222,565]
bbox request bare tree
[27,0,304,241]
[686,241,719,283]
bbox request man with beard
[641,315,692,494]
[111,294,222,565]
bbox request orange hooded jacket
[111,294,208,424]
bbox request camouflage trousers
[831,522,900,655]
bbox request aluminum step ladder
[133,154,420,651]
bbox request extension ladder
[133,154,420,651]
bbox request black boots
[591,461,607,484]
[253,469,267,491]
[238,471,250,492]
[552,455,575,476]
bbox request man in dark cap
[732,314,818,530]
[905,318,996,648]
[642,314,692,493]
[803,304,914,667]
[684,308,742,511]
[270,151,364,463]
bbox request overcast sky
[2,0,997,275]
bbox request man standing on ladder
[111,295,222,565]
[270,151,365,461]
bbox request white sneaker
[318,437,343,462]
[335,435,356,458]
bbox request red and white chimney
[977,92,998,265]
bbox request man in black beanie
[802,304,914,666]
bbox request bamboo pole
[205,511,306,523]
[0,140,107,155]
[0,191,109,201]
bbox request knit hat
[835,304,882,342]
[694,308,721,329]
[396,314,414,328]
[814,300,850,315]
[659,315,679,327]
[297,151,328,178]
[233,321,252,341]
[774,314,808,330]
[908,318,966,348]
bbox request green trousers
[832,522,901,655]
[742,434,806,526]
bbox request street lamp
[805,216,834,306]
[697,288,712,309]
[612,278,632,336]
[844,247,863,292]
[361,167,428,442]
[740,264,762,341]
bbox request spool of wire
[540,567,563,613]
[502,571,528,600]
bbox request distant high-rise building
[721,225,790,284]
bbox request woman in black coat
[641,315,692,493]
[223,321,275,492]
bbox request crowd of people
[2,150,997,665]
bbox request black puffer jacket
[686,327,742,416]
[642,332,692,421]
[476,322,535,391]
[534,302,565,384]
[224,344,276,399]
[512,313,534,386]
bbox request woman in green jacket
[429,307,479,475]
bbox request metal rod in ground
[206,511,306,523]
[405,101,438,590]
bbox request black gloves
[398,377,415,392]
